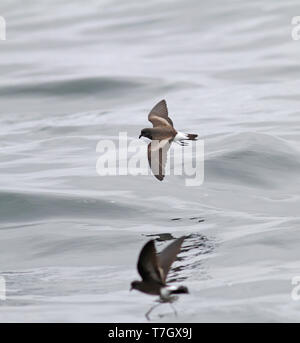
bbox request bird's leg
[145,302,161,320]
[180,141,188,146]
[175,141,188,146]
[169,302,178,317]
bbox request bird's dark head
[139,128,153,140]
[130,280,142,291]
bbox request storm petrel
[139,100,198,181]
[130,237,189,319]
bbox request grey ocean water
[1,0,300,322]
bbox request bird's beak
[139,135,142,139]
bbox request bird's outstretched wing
[158,237,185,282]
[147,139,171,181]
[148,100,174,128]
[137,240,164,284]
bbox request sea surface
[0,0,300,322]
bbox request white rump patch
[174,132,188,142]
[160,285,178,300]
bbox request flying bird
[130,236,189,319]
[139,100,198,181]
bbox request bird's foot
[176,141,189,146]
[145,303,161,321]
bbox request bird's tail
[170,286,189,294]
[186,134,198,141]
